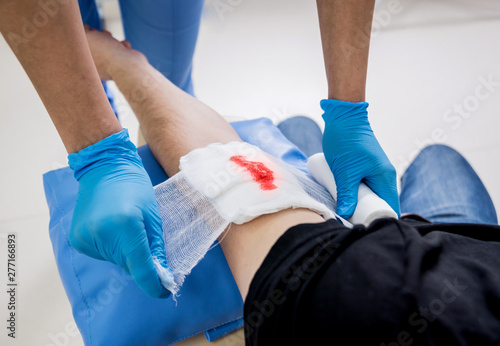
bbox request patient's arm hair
[84,27,240,177]
[85,29,324,300]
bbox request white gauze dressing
[307,153,398,226]
[153,142,343,298]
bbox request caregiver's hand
[321,99,400,219]
[68,129,170,298]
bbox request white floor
[0,0,499,344]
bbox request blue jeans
[278,116,498,225]
[78,0,204,96]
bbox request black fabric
[244,218,500,345]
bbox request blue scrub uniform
[78,0,204,98]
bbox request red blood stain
[230,155,277,190]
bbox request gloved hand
[68,129,171,298]
[321,99,400,219]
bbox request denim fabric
[279,117,497,226]
[400,144,498,225]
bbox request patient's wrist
[107,52,149,80]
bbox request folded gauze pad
[153,142,338,297]
[307,153,398,226]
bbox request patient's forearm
[109,59,240,176]
[109,57,324,301]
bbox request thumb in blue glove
[321,99,400,219]
[68,129,171,298]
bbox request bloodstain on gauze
[230,155,277,191]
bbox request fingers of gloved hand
[125,231,171,299]
[143,202,169,271]
[68,236,107,262]
[69,218,107,262]
[334,175,362,219]
[364,168,401,217]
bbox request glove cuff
[320,99,369,123]
[68,129,143,181]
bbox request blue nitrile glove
[321,99,400,219]
[68,129,171,298]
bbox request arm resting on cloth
[85,28,325,300]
